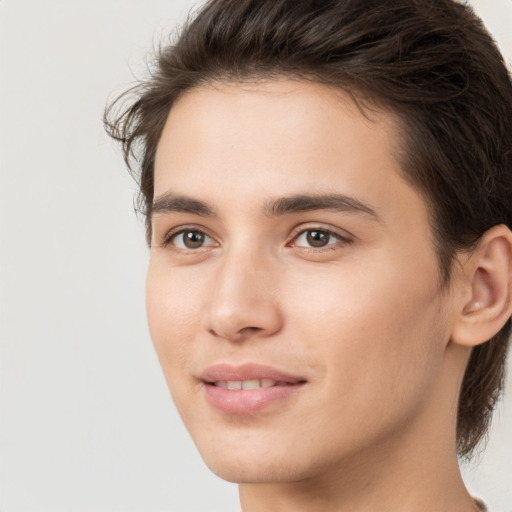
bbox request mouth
[210,379,299,390]
[200,363,307,415]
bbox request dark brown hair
[104,0,512,458]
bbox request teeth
[214,379,277,389]
[242,379,260,389]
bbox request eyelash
[289,228,349,251]
[162,226,216,250]
[161,226,352,253]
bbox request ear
[451,224,512,347]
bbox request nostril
[208,325,263,341]
[235,326,264,340]
[241,326,262,334]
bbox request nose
[203,249,283,342]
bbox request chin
[193,434,322,484]
[204,456,312,484]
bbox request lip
[200,363,306,415]
[200,363,305,384]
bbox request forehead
[153,79,428,231]
[156,79,399,169]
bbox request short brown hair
[104,0,512,458]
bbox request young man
[105,0,512,510]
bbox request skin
[147,80,488,511]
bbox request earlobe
[451,224,512,347]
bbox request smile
[213,379,295,389]
[200,364,306,415]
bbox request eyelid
[157,222,353,251]
[287,223,354,247]
[160,224,218,249]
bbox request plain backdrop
[0,1,511,511]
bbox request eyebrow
[151,192,216,217]
[263,193,380,220]
[151,192,379,220]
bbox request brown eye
[306,230,330,247]
[183,231,205,248]
[294,229,342,248]
[172,230,214,249]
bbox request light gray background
[0,1,511,511]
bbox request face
[147,80,457,484]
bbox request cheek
[145,261,204,376]
[283,257,448,412]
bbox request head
[105,0,512,466]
